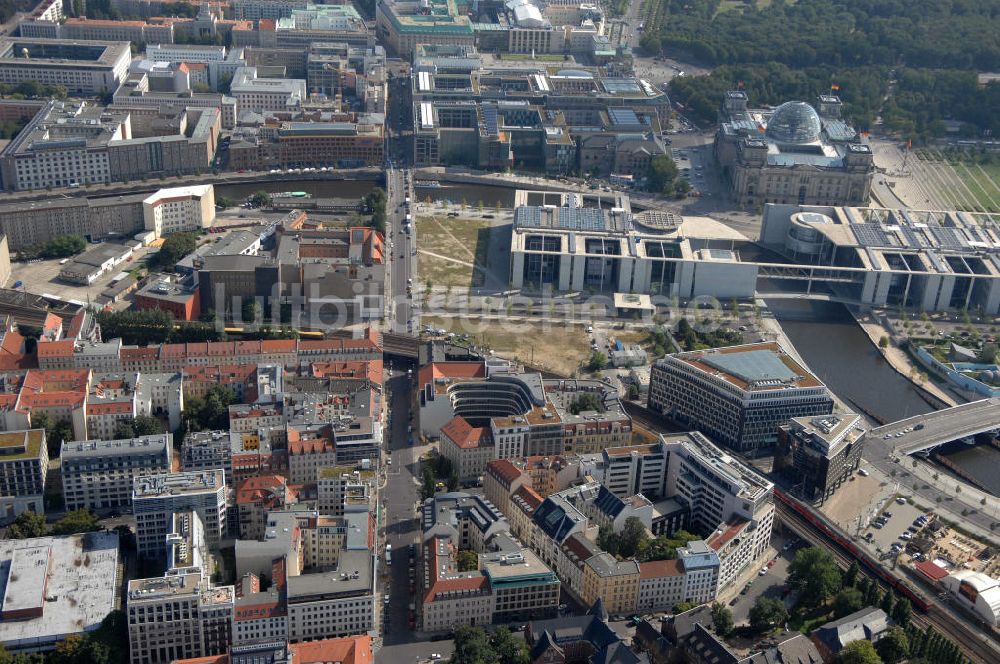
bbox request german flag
[830,83,840,91]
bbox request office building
[421,493,559,632]
[662,432,775,592]
[230,66,306,114]
[776,412,866,501]
[508,190,757,297]
[648,342,834,454]
[133,470,227,558]
[61,434,172,512]
[439,415,494,482]
[418,360,631,456]
[0,430,48,519]
[0,532,120,653]
[142,184,216,237]
[0,38,130,95]
[134,276,202,321]
[229,115,385,170]
[714,92,874,207]
[127,572,234,664]
[760,203,1000,315]
[0,101,220,191]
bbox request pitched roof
[486,458,523,485]
[639,559,683,579]
[441,415,490,449]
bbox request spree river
[771,300,1000,495]
[771,300,934,423]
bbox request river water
[771,300,934,423]
[771,300,1000,495]
[215,179,516,209]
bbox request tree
[844,560,860,588]
[748,596,789,633]
[421,466,436,500]
[132,415,163,436]
[51,509,100,536]
[6,511,47,539]
[242,298,261,325]
[363,187,388,234]
[711,602,734,637]
[673,601,698,614]
[449,626,494,664]
[568,392,603,414]
[891,596,912,627]
[648,154,680,194]
[879,336,889,348]
[835,640,883,664]
[586,351,607,372]
[113,421,136,439]
[876,626,910,664]
[33,235,86,260]
[833,588,865,618]
[598,524,620,557]
[788,547,842,607]
[457,549,479,572]
[880,589,895,615]
[248,190,271,208]
[151,231,198,269]
[488,627,529,664]
[618,517,650,559]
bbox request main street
[376,368,454,663]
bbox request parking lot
[727,533,798,625]
[8,245,156,303]
[860,498,927,556]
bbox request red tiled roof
[513,485,543,510]
[487,459,523,485]
[36,339,75,358]
[914,560,949,581]
[288,438,334,455]
[440,415,490,449]
[234,599,286,621]
[293,635,372,664]
[639,559,683,579]
[236,474,288,506]
[87,401,133,415]
[707,519,748,552]
[417,361,486,389]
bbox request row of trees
[597,517,700,562]
[363,188,388,234]
[6,508,100,540]
[20,235,87,261]
[0,609,129,664]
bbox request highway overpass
[869,397,1000,454]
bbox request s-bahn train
[775,488,932,611]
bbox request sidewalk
[854,311,959,407]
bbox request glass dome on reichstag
[765,101,822,144]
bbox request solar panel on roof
[929,226,968,249]
[852,224,896,248]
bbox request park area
[416,215,496,289]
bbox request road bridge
[869,397,1000,454]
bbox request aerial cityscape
[0,0,995,663]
